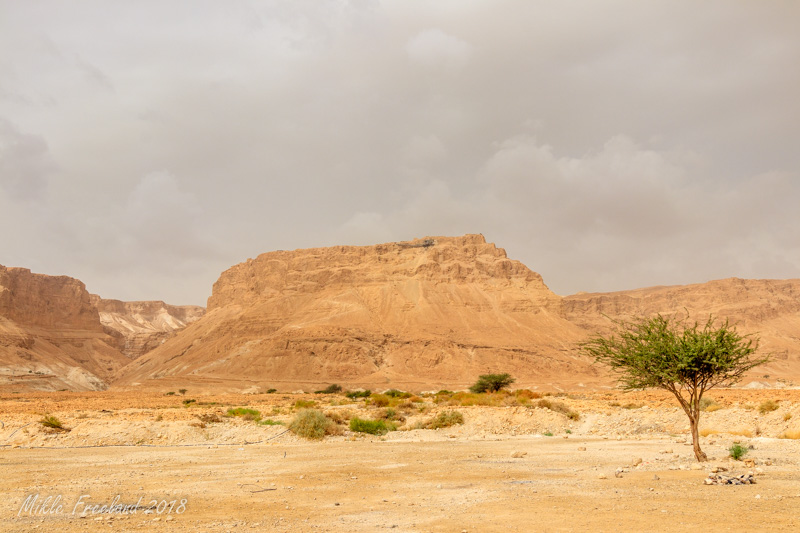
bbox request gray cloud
[0,1,798,304]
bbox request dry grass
[778,429,800,440]
[728,428,754,438]
[758,400,780,414]
[700,428,718,437]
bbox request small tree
[581,314,768,461]
[470,373,515,393]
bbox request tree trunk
[689,415,708,462]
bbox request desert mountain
[0,265,129,390]
[113,235,800,392]
[0,265,204,391]
[113,235,598,391]
[91,297,205,359]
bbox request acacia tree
[581,315,769,461]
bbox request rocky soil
[2,389,800,531]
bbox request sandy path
[3,435,800,532]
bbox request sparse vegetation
[345,389,371,399]
[294,399,317,409]
[258,419,284,426]
[536,399,580,420]
[779,429,800,439]
[265,388,277,394]
[384,389,411,399]
[543,431,553,436]
[315,384,343,394]
[783,413,792,421]
[729,443,748,461]
[226,407,261,422]
[369,393,391,407]
[40,415,66,430]
[289,409,332,439]
[165,391,175,396]
[349,417,395,435]
[470,373,515,393]
[622,402,642,410]
[182,399,196,406]
[178,389,188,395]
[423,410,464,429]
[758,400,779,414]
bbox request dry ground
[2,389,800,532]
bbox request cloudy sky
[1,1,798,305]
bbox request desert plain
[3,388,800,532]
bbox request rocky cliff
[91,297,205,359]
[114,235,596,391]
[0,266,129,390]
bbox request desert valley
[2,235,800,532]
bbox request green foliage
[349,417,395,435]
[423,410,464,429]
[178,388,187,395]
[729,443,749,460]
[226,407,261,421]
[581,314,768,461]
[345,389,371,399]
[469,373,516,393]
[40,415,64,429]
[289,409,330,439]
[758,400,779,414]
[315,384,343,394]
[182,399,196,406]
[543,431,553,437]
[165,391,176,396]
[384,389,411,398]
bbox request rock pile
[704,471,757,485]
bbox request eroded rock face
[0,266,128,391]
[115,235,593,390]
[91,297,205,359]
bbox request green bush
[384,389,411,398]
[266,388,277,394]
[182,399,197,406]
[40,415,65,430]
[369,394,391,407]
[424,410,464,429]
[226,407,261,422]
[315,384,343,394]
[729,442,749,460]
[349,417,395,435]
[469,373,515,393]
[289,409,330,440]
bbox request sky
[1,1,799,305]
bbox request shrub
[165,391,176,396]
[345,389,371,399]
[469,373,515,393]
[349,417,395,435]
[259,419,284,426]
[289,409,331,440]
[515,389,542,402]
[40,415,65,430]
[699,397,719,411]
[226,407,261,422]
[543,431,553,437]
[784,413,793,421]
[315,384,343,394]
[182,399,196,406]
[265,388,277,394]
[779,429,800,439]
[369,394,391,407]
[197,413,222,425]
[178,389,188,395]
[384,389,411,398]
[294,400,317,409]
[758,400,779,414]
[536,399,580,420]
[729,443,748,460]
[424,410,464,429]
[622,403,642,410]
